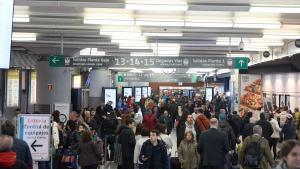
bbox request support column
[230,69,240,112]
[89,68,112,108]
[36,61,71,105]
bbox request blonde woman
[178,131,199,169]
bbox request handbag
[61,149,78,169]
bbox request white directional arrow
[239,59,245,67]
[52,58,59,64]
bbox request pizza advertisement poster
[240,74,263,112]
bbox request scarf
[0,152,16,167]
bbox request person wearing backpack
[239,125,276,169]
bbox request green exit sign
[118,75,124,82]
[234,57,248,69]
[49,55,64,67]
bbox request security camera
[239,38,244,51]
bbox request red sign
[47,84,53,91]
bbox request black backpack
[243,136,262,168]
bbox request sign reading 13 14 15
[115,58,155,66]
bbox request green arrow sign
[118,75,124,82]
[49,55,64,67]
[234,57,248,69]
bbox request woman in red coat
[142,109,157,130]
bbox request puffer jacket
[178,140,199,169]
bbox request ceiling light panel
[125,0,188,11]
[143,32,183,36]
[12,32,36,41]
[13,14,30,22]
[250,6,300,13]
[233,21,281,29]
[84,8,134,25]
[185,20,233,27]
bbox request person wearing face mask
[275,140,300,169]
[178,131,199,169]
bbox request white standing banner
[18,114,51,161]
[54,103,70,123]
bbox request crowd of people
[1,93,300,169]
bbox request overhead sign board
[117,73,200,83]
[18,114,51,161]
[49,56,248,69]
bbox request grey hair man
[239,125,275,169]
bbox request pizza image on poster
[240,75,263,111]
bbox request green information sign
[234,57,248,69]
[117,75,124,82]
[49,55,64,67]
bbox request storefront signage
[18,114,51,161]
[50,56,248,69]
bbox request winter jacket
[78,141,100,167]
[118,125,136,158]
[239,134,275,169]
[158,115,173,133]
[0,152,27,169]
[143,114,157,130]
[231,114,242,137]
[140,139,168,169]
[281,121,297,140]
[256,119,274,141]
[218,120,237,150]
[135,110,143,124]
[270,118,281,138]
[242,123,255,140]
[52,121,60,149]
[178,140,199,169]
[195,114,210,132]
[177,121,200,146]
[12,138,32,169]
[134,136,149,164]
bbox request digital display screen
[104,88,117,109]
[205,87,214,102]
[135,87,142,102]
[148,87,151,97]
[0,0,14,69]
[123,87,133,98]
[142,87,148,98]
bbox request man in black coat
[140,130,168,169]
[118,118,136,169]
[198,118,229,169]
[256,113,274,142]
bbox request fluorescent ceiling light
[250,6,300,13]
[227,54,251,57]
[136,20,184,27]
[150,68,163,73]
[143,32,182,36]
[112,39,147,44]
[131,52,155,56]
[234,21,281,29]
[108,67,135,70]
[125,4,188,11]
[125,0,187,11]
[12,33,36,41]
[244,47,269,51]
[119,45,150,49]
[189,68,216,72]
[263,34,300,39]
[84,17,134,25]
[185,21,233,27]
[129,69,144,73]
[13,15,30,22]
[80,48,105,56]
